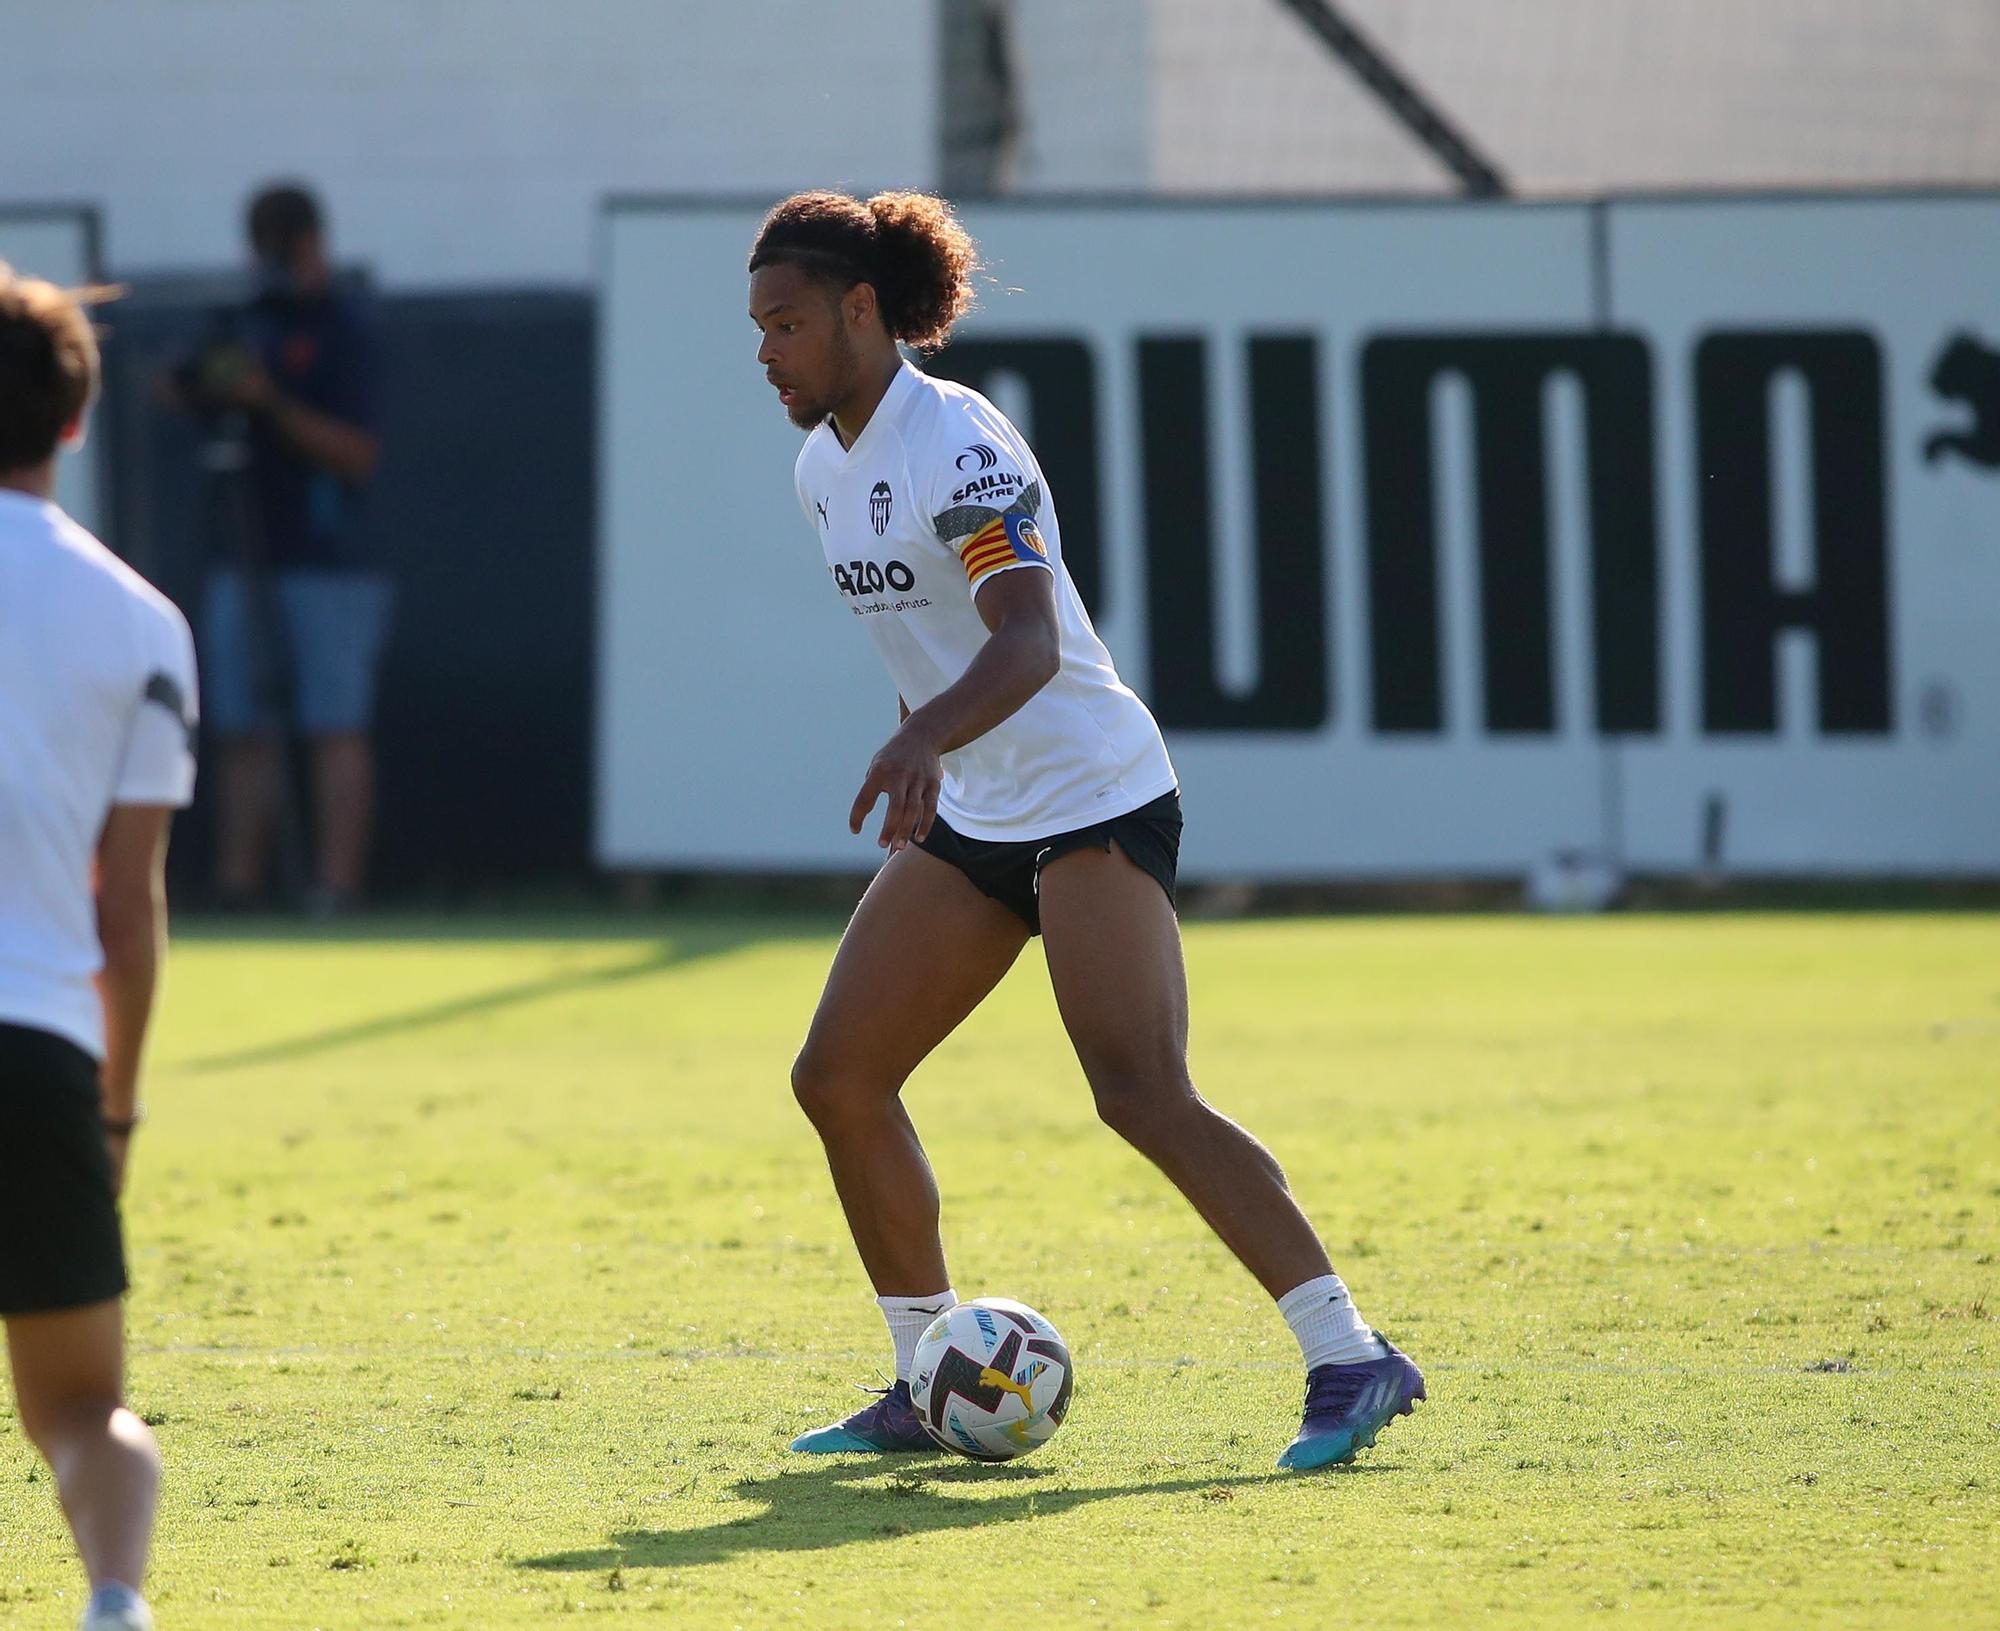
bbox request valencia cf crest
[869,481,893,535]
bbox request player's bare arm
[92,805,175,1193]
[850,568,1060,852]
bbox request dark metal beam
[1273,0,1510,197]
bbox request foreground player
[747,192,1425,1469]
[0,265,196,1629]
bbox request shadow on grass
[179,917,820,1073]
[516,1456,1373,1572]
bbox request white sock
[1278,1273,1383,1370]
[83,1582,152,1630]
[877,1289,957,1382]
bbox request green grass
[2,911,1996,1628]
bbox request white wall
[1146,0,2000,195]
[1008,0,1150,191]
[2,1,937,287]
[7,2,1993,290]
[597,195,2000,879]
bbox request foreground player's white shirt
[0,489,198,1060]
[794,364,1176,841]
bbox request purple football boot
[1277,1333,1426,1471]
[790,1379,937,1454]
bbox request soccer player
[0,264,197,1630]
[747,192,1425,1469]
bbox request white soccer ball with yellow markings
[909,1297,1074,1461]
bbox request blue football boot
[1277,1333,1426,1471]
[789,1379,937,1454]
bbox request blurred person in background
[0,262,195,1631]
[171,182,385,916]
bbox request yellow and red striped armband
[960,511,1051,589]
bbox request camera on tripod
[172,308,260,419]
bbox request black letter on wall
[1138,335,1330,731]
[1361,334,1658,735]
[1696,331,1891,735]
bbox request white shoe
[78,1583,153,1631]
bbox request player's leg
[5,1302,159,1627]
[285,571,394,912]
[308,731,375,904]
[794,844,1029,1291]
[0,1027,159,1623]
[1036,843,1329,1294]
[789,844,1030,1450]
[1036,842,1424,1469]
[201,569,281,904]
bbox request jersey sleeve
[923,414,1055,599]
[113,599,200,808]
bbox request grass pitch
[1,909,1995,1629]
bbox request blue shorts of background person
[201,568,394,735]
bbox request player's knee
[1088,1064,1198,1148]
[112,1405,164,1475]
[790,1045,878,1132]
[790,1046,835,1124]
[14,1390,125,1463]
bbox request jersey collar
[0,487,61,533]
[831,360,919,467]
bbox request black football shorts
[917,789,1182,936]
[0,1022,128,1316]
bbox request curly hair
[748,190,979,352]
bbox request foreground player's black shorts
[917,788,1183,936]
[0,1022,128,1316]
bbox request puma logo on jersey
[814,497,829,527]
[142,671,197,754]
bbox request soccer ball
[910,1297,1074,1461]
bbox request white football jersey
[793,363,1176,841]
[0,490,198,1060]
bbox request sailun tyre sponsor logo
[869,480,893,535]
[956,441,999,471]
[950,469,1023,505]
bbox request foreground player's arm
[850,568,1060,851]
[94,804,175,1191]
